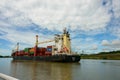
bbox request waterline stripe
[0,73,19,80]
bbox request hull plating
[12,55,80,62]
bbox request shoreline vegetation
[0,50,120,60]
[0,55,11,58]
[81,50,120,60]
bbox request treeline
[0,55,2,57]
[81,50,120,60]
[98,50,120,54]
[0,55,11,58]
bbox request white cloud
[111,39,120,47]
[85,38,93,42]
[90,44,98,50]
[72,37,98,52]
[0,48,11,56]
[0,21,11,28]
[111,27,120,38]
[101,40,110,46]
[112,0,120,18]
[0,0,113,33]
[101,39,120,51]
[0,26,55,50]
[0,0,120,55]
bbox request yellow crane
[35,35,55,46]
[38,40,55,44]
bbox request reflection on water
[0,78,5,80]
[1,58,120,80]
[10,60,80,80]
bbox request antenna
[63,27,67,34]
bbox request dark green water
[0,58,120,80]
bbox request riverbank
[81,53,120,60]
[1,52,120,60]
[0,56,11,58]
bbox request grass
[81,53,120,60]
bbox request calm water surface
[0,58,120,80]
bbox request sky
[0,0,120,55]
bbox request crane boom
[38,40,54,44]
[12,42,19,53]
[35,35,54,46]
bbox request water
[0,58,120,80]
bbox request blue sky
[0,0,120,55]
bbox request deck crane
[34,35,55,56]
[12,43,19,53]
[35,28,71,54]
[35,35,55,46]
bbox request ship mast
[16,42,19,51]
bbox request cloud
[110,26,120,38]
[85,38,93,42]
[101,40,110,46]
[0,0,114,33]
[72,37,98,52]
[0,48,11,56]
[101,39,120,50]
[0,26,55,50]
[111,39,120,47]
[0,0,120,55]
[112,0,120,18]
[90,44,98,50]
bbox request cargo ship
[11,28,80,62]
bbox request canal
[0,58,120,80]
